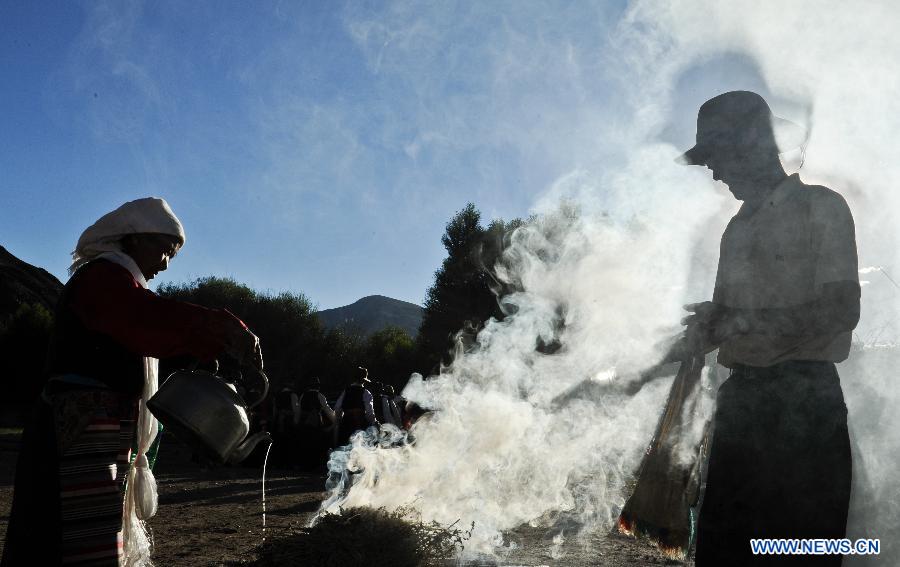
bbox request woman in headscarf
[1,197,262,567]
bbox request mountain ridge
[0,245,424,339]
[316,295,423,338]
[0,245,64,319]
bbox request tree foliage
[159,277,328,389]
[364,325,416,389]
[156,277,417,394]
[416,203,523,373]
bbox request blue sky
[6,1,889,320]
[1,1,638,308]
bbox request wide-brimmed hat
[678,91,807,166]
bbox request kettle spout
[227,431,272,464]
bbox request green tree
[416,204,523,373]
[363,325,416,390]
[157,277,333,391]
[157,277,427,395]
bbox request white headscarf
[70,197,185,276]
[70,197,185,567]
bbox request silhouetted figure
[1,198,261,566]
[297,378,335,469]
[274,386,300,431]
[333,368,379,446]
[272,385,300,466]
[678,91,858,566]
[374,382,402,428]
[393,393,408,428]
[402,400,431,431]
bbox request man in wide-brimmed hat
[678,91,859,565]
[333,367,380,446]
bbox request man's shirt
[713,174,858,368]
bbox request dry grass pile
[253,506,472,567]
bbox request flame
[617,513,688,561]
[617,514,635,537]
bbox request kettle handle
[185,358,268,409]
[187,359,218,375]
[243,367,269,410]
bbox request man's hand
[680,301,749,355]
[681,301,727,327]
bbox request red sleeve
[68,261,242,361]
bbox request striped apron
[1,385,137,567]
[54,388,137,566]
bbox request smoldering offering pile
[253,506,470,567]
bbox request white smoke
[323,1,900,564]
[321,152,725,557]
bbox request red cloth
[67,260,243,362]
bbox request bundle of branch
[253,506,472,567]
[617,354,708,560]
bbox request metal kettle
[147,364,271,464]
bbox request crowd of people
[268,368,426,470]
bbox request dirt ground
[0,430,691,566]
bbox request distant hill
[0,245,63,319]
[316,295,423,338]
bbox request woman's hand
[226,324,263,370]
[208,309,264,370]
[240,330,264,371]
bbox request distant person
[1,198,262,567]
[678,91,858,565]
[392,391,408,428]
[299,378,336,429]
[333,368,379,446]
[272,385,300,466]
[375,383,402,428]
[274,385,301,431]
[297,378,336,468]
[402,400,431,431]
